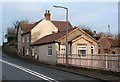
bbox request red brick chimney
[44,10,51,20]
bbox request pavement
[48,64,120,82]
[1,50,120,82]
[24,58,120,82]
[20,56,120,82]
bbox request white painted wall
[57,28,98,55]
[72,37,90,54]
[31,19,58,43]
[38,43,58,65]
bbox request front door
[23,47,25,56]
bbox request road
[1,49,106,82]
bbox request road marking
[0,59,58,82]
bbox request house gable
[98,37,120,54]
[72,36,93,44]
[31,29,74,46]
[72,37,92,54]
[31,19,58,43]
[98,37,111,49]
[57,27,98,45]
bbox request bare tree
[79,25,103,40]
[6,20,28,44]
[13,20,28,33]
[80,25,94,37]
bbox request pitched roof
[51,21,73,32]
[75,27,98,43]
[20,23,33,33]
[99,37,120,47]
[71,35,93,43]
[31,27,99,46]
[20,19,72,35]
[20,19,43,35]
[67,35,82,43]
[31,28,75,46]
[106,38,120,47]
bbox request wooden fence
[57,54,120,72]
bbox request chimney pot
[46,10,47,13]
[48,10,50,13]
[44,10,51,20]
[93,31,96,34]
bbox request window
[32,48,35,56]
[98,49,100,54]
[48,46,52,56]
[78,50,86,56]
[60,45,66,54]
[61,49,66,54]
[112,51,115,54]
[26,48,29,55]
[35,55,38,59]
[77,45,86,56]
[91,46,94,54]
[23,37,24,42]
[91,49,93,54]
[104,49,109,54]
[27,37,29,42]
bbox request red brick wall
[98,38,111,54]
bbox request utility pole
[53,5,69,67]
[108,25,110,34]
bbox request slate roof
[51,21,73,32]
[31,28,76,46]
[105,38,120,47]
[20,19,43,35]
[99,37,120,48]
[20,20,73,35]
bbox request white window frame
[23,37,24,42]
[48,46,52,56]
[60,45,66,55]
[35,55,38,59]
[32,48,35,56]
[26,48,29,55]
[77,45,87,57]
[27,37,29,42]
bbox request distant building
[98,37,120,54]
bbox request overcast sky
[0,1,119,46]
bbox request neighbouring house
[17,10,98,64]
[31,27,98,64]
[17,21,38,57]
[17,10,73,59]
[98,37,120,54]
